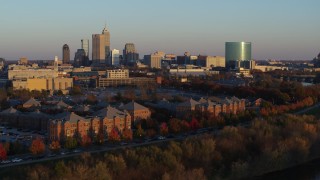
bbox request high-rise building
[81,39,89,57]
[62,44,70,64]
[74,49,89,67]
[144,52,163,69]
[225,42,251,68]
[123,43,139,65]
[102,27,110,60]
[92,34,105,64]
[92,25,111,65]
[109,49,120,66]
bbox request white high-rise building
[110,49,120,66]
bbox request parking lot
[0,126,45,145]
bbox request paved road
[295,102,320,115]
[0,132,200,168]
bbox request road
[0,130,210,169]
[295,102,320,115]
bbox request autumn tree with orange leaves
[49,141,61,153]
[160,122,169,136]
[122,128,133,141]
[80,135,92,147]
[30,137,46,155]
[108,128,120,142]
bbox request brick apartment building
[176,97,246,118]
[49,106,131,141]
[119,101,151,124]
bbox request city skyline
[0,0,319,60]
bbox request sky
[0,0,319,60]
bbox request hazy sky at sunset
[0,0,319,60]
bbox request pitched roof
[74,105,91,112]
[54,112,87,123]
[120,101,148,111]
[56,100,70,108]
[23,98,41,107]
[95,106,128,119]
[178,98,200,108]
[1,107,20,114]
[29,109,50,117]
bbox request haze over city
[0,0,319,60]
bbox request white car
[1,160,11,164]
[11,158,22,163]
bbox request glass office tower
[225,42,251,62]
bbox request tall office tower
[92,34,104,64]
[81,39,89,57]
[92,25,111,65]
[109,49,120,66]
[74,49,88,67]
[225,42,251,68]
[102,26,110,60]
[62,44,70,64]
[123,43,139,65]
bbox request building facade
[119,101,151,124]
[74,49,89,67]
[81,39,89,57]
[144,52,162,69]
[49,107,131,142]
[123,43,139,65]
[197,56,226,68]
[92,34,105,64]
[109,49,120,66]
[62,44,70,64]
[12,77,73,93]
[225,42,251,68]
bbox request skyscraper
[74,49,88,67]
[225,42,251,68]
[123,43,139,65]
[81,39,89,57]
[92,25,111,65]
[102,27,110,60]
[110,49,120,66]
[62,44,70,64]
[92,34,105,64]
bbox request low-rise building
[49,106,131,141]
[119,101,151,124]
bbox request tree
[70,85,82,95]
[49,141,61,153]
[135,124,145,138]
[86,94,98,105]
[108,128,120,142]
[96,129,105,144]
[169,118,181,134]
[189,118,200,131]
[80,135,92,147]
[160,122,169,136]
[30,137,46,155]
[65,137,78,149]
[0,143,7,160]
[122,128,133,141]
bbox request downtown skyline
[0,0,319,60]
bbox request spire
[102,22,109,34]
